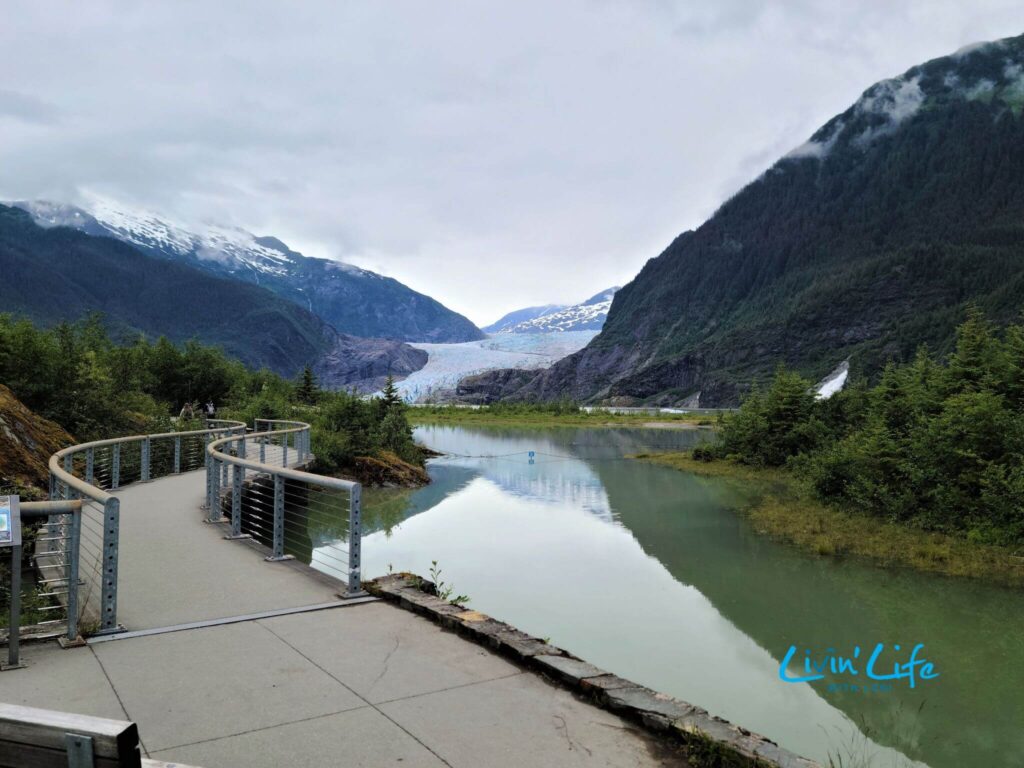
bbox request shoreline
[635,452,1024,589]
[368,572,818,768]
[409,413,716,430]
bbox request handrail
[208,426,356,491]
[206,419,364,596]
[49,420,247,499]
[8,501,84,650]
[42,420,247,638]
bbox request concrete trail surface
[4,468,688,767]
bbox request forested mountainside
[493,33,1024,406]
[14,198,484,343]
[0,204,425,388]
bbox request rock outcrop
[0,384,74,493]
[314,334,428,393]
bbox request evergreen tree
[381,374,402,411]
[296,366,319,405]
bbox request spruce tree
[381,374,402,411]
[296,366,319,405]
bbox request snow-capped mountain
[483,304,566,333]
[493,287,619,334]
[11,196,484,343]
[0,201,428,390]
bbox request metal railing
[3,500,81,662]
[46,420,246,637]
[206,420,364,596]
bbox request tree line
[0,313,422,479]
[697,308,1024,545]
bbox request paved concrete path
[113,470,337,630]
[5,470,687,767]
[9,603,684,767]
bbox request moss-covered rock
[350,450,429,487]
[0,383,74,495]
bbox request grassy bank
[409,404,716,429]
[636,451,1024,588]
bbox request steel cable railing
[207,420,364,596]
[46,420,246,639]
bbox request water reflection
[305,424,1024,768]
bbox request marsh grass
[410,404,714,429]
[636,451,1024,587]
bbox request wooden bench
[0,703,199,768]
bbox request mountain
[483,304,566,333]
[488,34,1024,406]
[0,204,426,389]
[488,288,619,334]
[12,197,485,344]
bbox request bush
[712,308,1024,544]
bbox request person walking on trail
[205,401,216,420]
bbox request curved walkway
[7,468,689,767]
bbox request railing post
[111,444,120,490]
[208,458,221,522]
[346,484,364,597]
[48,470,55,500]
[221,455,228,488]
[63,455,76,499]
[174,436,181,474]
[7,542,22,668]
[141,437,151,482]
[98,497,120,634]
[66,509,81,642]
[85,448,94,485]
[282,431,289,467]
[266,474,287,561]
[227,463,245,539]
[204,440,212,512]
[259,437,266,464]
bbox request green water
[321,425,1024,767]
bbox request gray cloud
[2,1,1023,325]
[0,89,60,124]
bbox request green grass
[409,404,716,429]
[635,451,1024,588]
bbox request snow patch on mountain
[390,331,598,402]
[495,287,619,334]
[815,361,849,400]
[13,194,369,282]
[483,304,566,333]
[10,194,484,343]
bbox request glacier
[390,331,599,402]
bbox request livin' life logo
[779,644,939,691]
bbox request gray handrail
[208,430,356,492]
[206,420,364,596]
[5,501,83,660]
[43,420,247,637]
[49,421,247,498]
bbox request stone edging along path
[366,574,819,768]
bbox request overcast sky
[3,2,1024,326]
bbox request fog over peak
[2,1,1023,324]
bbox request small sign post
[1,495,25,670]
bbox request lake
[310,424,1024,768]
